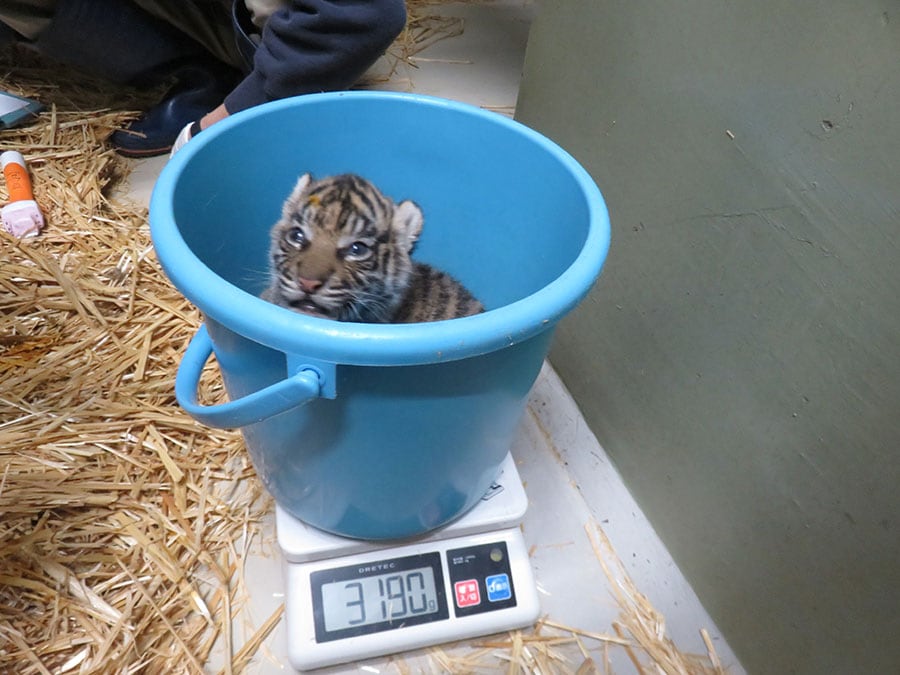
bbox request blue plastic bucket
[150,92,609,540]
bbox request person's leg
[0,0,57,40]
[131,0,245,71]
[24,0,240,156]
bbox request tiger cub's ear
[392,200,424,252]
[283,173,313,212]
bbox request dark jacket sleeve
[224,0,406,113]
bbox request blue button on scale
[486,574,512,601]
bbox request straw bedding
[1,6,728,673]
[0,50,275,673]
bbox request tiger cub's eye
[285,227,306,246]
[347,241,372,258]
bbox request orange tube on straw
[2,150,45,237]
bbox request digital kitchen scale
[277,453,540,671]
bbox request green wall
[515,1,900,673]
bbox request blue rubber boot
[108,60,240,158]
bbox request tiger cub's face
[264,173,424,322]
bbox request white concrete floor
[126,2,744,672]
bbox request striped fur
[262,173,483,323]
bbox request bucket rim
[150,91,610,366]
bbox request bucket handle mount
[175,325,322,429]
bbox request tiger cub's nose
[298,277,324,292]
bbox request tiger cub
[262,173,484,323]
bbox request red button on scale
[454,579,481,607]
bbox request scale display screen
[311,551,449,641]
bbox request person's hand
[169,104,230,157]
[200,104,230,130]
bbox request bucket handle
[176,325,322,429]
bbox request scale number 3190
[321,565,441,632]
[344,571,436,623]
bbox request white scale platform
[276,453,540,671]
